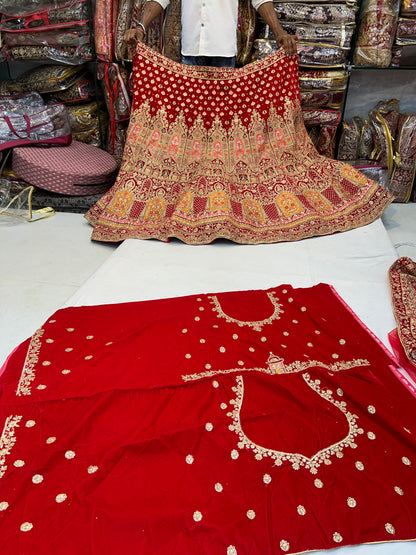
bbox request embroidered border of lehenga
[85,43,393,244]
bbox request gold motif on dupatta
[228,372,363,474]
[17,328,44,396]
[0,415,22,479]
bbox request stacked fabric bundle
[338,99,416,202]
[353,0,416,67]
[252,1,358,159]
[392,0,416,65]
[0,0,94,64]
[0,64,104,148]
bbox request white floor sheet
[60,218,414,555]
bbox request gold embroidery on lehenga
[17,328,44,396]
[0,415,22,479]
[209,291,283,331]
[228,373,363,474]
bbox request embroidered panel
[85,43,393,244]
[1,284,416,553]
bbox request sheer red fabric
[1,284,415,554]
[85,43,392,244]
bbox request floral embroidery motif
[193,511,202,522]
[209,291,283,331]
[280,539,290,551]
[17,328,44,396]
[0,415,22,479]
[228,373,362,474]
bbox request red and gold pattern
[1,284,416,553]
[85,43,393,244]
[389,257,416,369]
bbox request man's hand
[123,27,145,46]
[276,33,299,58]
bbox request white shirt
[151,0,269,57]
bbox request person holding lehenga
[123,0,299,66]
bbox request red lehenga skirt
[85,43,393,244]
[1,284,416,553]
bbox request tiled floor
[0,204,415,367]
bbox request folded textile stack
[0,0,93,64]
[391,0,416,65]
[0,64,106,148]
[0,91,71,151]
[338,99,416,201]
[354,0,401,67]
[252,2,358,159]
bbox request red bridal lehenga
[1,283,416,553]
[85,43,393,244]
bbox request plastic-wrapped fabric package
[9,64,86,94]
[302,108,341,127]
[46,74,96,104]
[315,124,338,158]
[0,91,45,114]
[358,119,374,160]
[0,93,72,151]
[259,21,355,48]
[298,43,350,67]
[94,0,118,62]
[161,0,181,63]
[395,17,416,43]
[0,0,93,64]
[299,69,348,90]
[369,99,400,169]
[4,43,93,64]
[354,0,401,67]
[337,116,365,161]
[0,0,72,17]
[253,39,349,66]
[236,0,257,67]
[273,3,358,25]
[66,100,104,137]
[300,89,344,109]
[97,62,131,158]
[390,112,416,202]
[300,90,344,109]
[349,160,390,189]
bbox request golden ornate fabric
[389,256,416,369]
[85,43,393,244]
